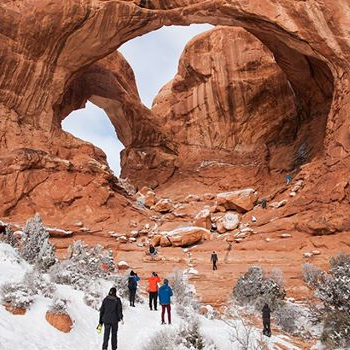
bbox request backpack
[128,276,137,290]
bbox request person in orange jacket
[148,272,161,310]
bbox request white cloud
[63,24,213,175]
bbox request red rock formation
[1,0,350,310]
[152,27,298,170]
[5,304,26,315]
[45,311,73,333]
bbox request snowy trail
[0,243,301,350]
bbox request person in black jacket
[211,251,218,270]
[262,303,271,337]
[99,287,123,350]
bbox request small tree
[49,297,69,314]
[3,227,19,248]
[303,253,350,348]
[233,266,286,311]
[21,214,56,271]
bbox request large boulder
[216,213,240,233]
[194,208,212,229]
[161,226,210,247]
[135,186,156,208]
[45,311,73,333]
[216,189,258,213]
[152,199,173,213]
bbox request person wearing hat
[99,287,123,350]
[158,279,173,325]
[148,271,161,310]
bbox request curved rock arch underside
[0,0,349,243]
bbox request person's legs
[161,305,166,323]
[213,261,217,270]
[266,319,271,336]
[131,289,136,306]
[167,304,171,324]
[129,289,133,306]
[153,291,158,310]
[102,323,111,350]
[111,323,118,350]
[149,292,153,310]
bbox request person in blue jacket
[128,270,140,307]
[158,279,173,324]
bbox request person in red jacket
[148,272,161,311]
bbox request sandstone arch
[0,0,349,232]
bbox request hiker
[261,198,267,209]
[211,251,218,270]
[148,271,161,310]
[262,303,271,337]
[286,175,292,185]
[99,287,123,350]
[128,270,140,307]
[159,279,173,325]
[149,244,157,260]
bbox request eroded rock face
[0,0,347,232]
[152,27,297,169]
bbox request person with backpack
[128,270,140,307]
[98,287,123,350]
[159,279,173,325]
[148,272,161,310]
[149,244,157,260]
[211,251,218,270]
[262,303,271,337]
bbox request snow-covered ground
[0,243,302,350]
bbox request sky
[62,24,213,176]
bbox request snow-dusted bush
[143,320,219,350]
[143,328,176,350]
[233,266,286,311]
[21,214,56,271]
[1,269,56,309]
[3,227,19,248]
[274,302,318,339]
[50,240,111,290]
[22,270,56,298]
[84,282,104,310]
[180,320,206,350]
[113,273,130,300]
[302,263,324,288]
[303,253,350,348]
[305,253,350,313]
[1,282,34,309]
[321,311,350,349]
[169,270,200,320]
[225,315,266,350]
[49,297,69,314]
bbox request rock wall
[152,26,298,170]
[0,0,349,235]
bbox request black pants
[212,261,217,270]
[102,323,118,350]
[149,291,158,310]
[129,288,136,306]
[263,319,271,337]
